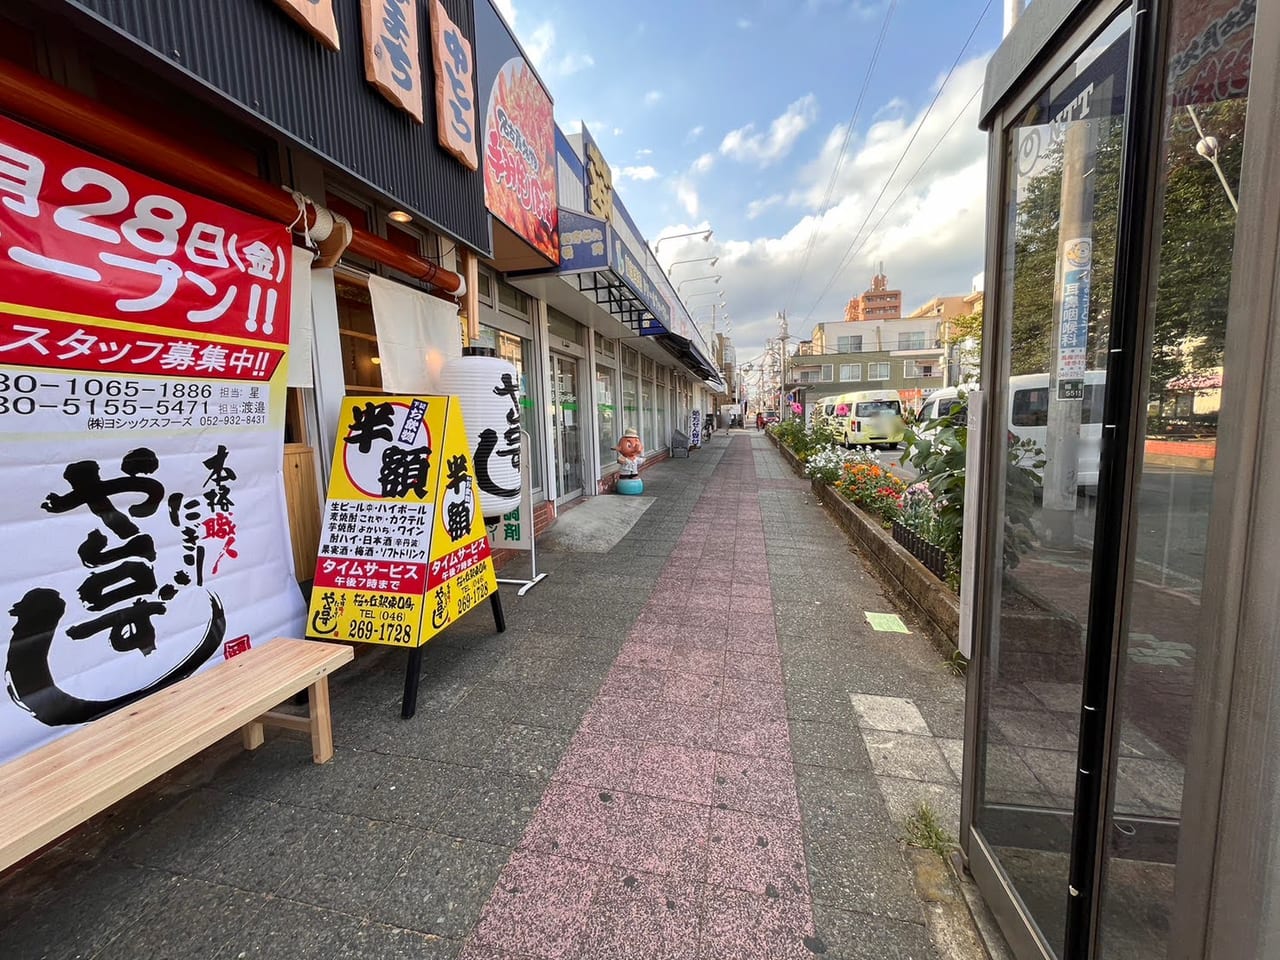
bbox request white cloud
[612,127,624,136]
[674,178,700,218]
[636,148,654,158]
[618,165,660,182]
[652,56,990,367]
[524,22,555,69]
[517,20,595,79]
[719,94,818,167]
[747,195,784,219]
[644,90,664,107]
[494,0,517,27]
[692,153,715,174]
[687,125,705,141]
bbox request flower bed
[892,520,949,580]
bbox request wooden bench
[0,637,353,873]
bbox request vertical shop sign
[361,0,424,123]
[1057,237,1091,400]
[689,409,703,447]
[275,0,341,51]
[581,125,614,223]
[308,395,497,647]
[0,115,305,764]
[430,0,478,171]
[483,57,558,261]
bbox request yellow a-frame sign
[307,395,501,714]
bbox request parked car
[764,410,781,425]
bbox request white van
[1008,371,1106,488]
[832,389,906,448]
[910,373,1104,488]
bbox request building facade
[842,266,903,322]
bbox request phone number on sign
[0,372,269,429]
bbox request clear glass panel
[552,354,582,497]
[596,364,617,467]
[975,11,1132,957]
[1099,2,1253,956]
[622,372,640,435]
[643,380,655,455]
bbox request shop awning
[522,207,721,384]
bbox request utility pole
[776,311,794,419]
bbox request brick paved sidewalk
[0,432,978,960]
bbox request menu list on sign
[307,395,498,649]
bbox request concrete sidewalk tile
[435,767,548,847]
[860,730,955,784]
[724,651,784,684]
[616,641,674,670]
[192,800,314,893]
[939,739,966,781]
[669,646,727,677]
[713,753,802,822]
[913,698,966,739]
[519,781,619,862]
[566,868,702,960]
[222,897,458,960]
[94,877,261,960]
[697,884,816,960]
[721,677,789,718]
[288,811,422,913]
[553,731,640,793]
[662,670,724,708]
[812,902,934,960]
[375,833,510,938]
[875,776,961,837]
[0,862,176,960]
[804,835,924,924]
[609,793,712,881]
[706,808,808,897]
[637,701,721,751]
[787,719,873,772]
[601,664,668,701]
[111,787,273,872]
[472,851,606,959]
[632,742,719,805]
[850,694,932,736]
[484,723,573,781]
[580,695,652,741]
[717,709,793,761]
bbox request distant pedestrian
[756,412,765,431]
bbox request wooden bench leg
[308,675,334,764]
[241,720,265,752]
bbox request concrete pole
[1041,118,1094,548]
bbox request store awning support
[0,60,465,297]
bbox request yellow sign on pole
[307,395,498,648]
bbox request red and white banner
[0,114,305,764]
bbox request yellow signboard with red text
[307,396,497,648]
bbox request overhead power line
[803,0,994,324]
[784,0,898,315]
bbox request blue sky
[494,0,1002,367]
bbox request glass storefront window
[476,324,543,492]
[974,11,1133,958]
[596,364,617,468]
[548,306,583,344]
[642,378,655,457]
[1098,3,1254,957]
[335,278,384,394]
[621,371,639,439]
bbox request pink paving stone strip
[462,437,818,960]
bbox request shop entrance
[965,2,1257,958]
[551,352,584,503]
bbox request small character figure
[615,428,644,478]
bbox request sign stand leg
[490,590,507,633]
[401,646,424,720]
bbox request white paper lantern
[438,347,523,519]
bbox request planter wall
[891,521,949,581]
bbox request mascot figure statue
[615,428,645,495]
